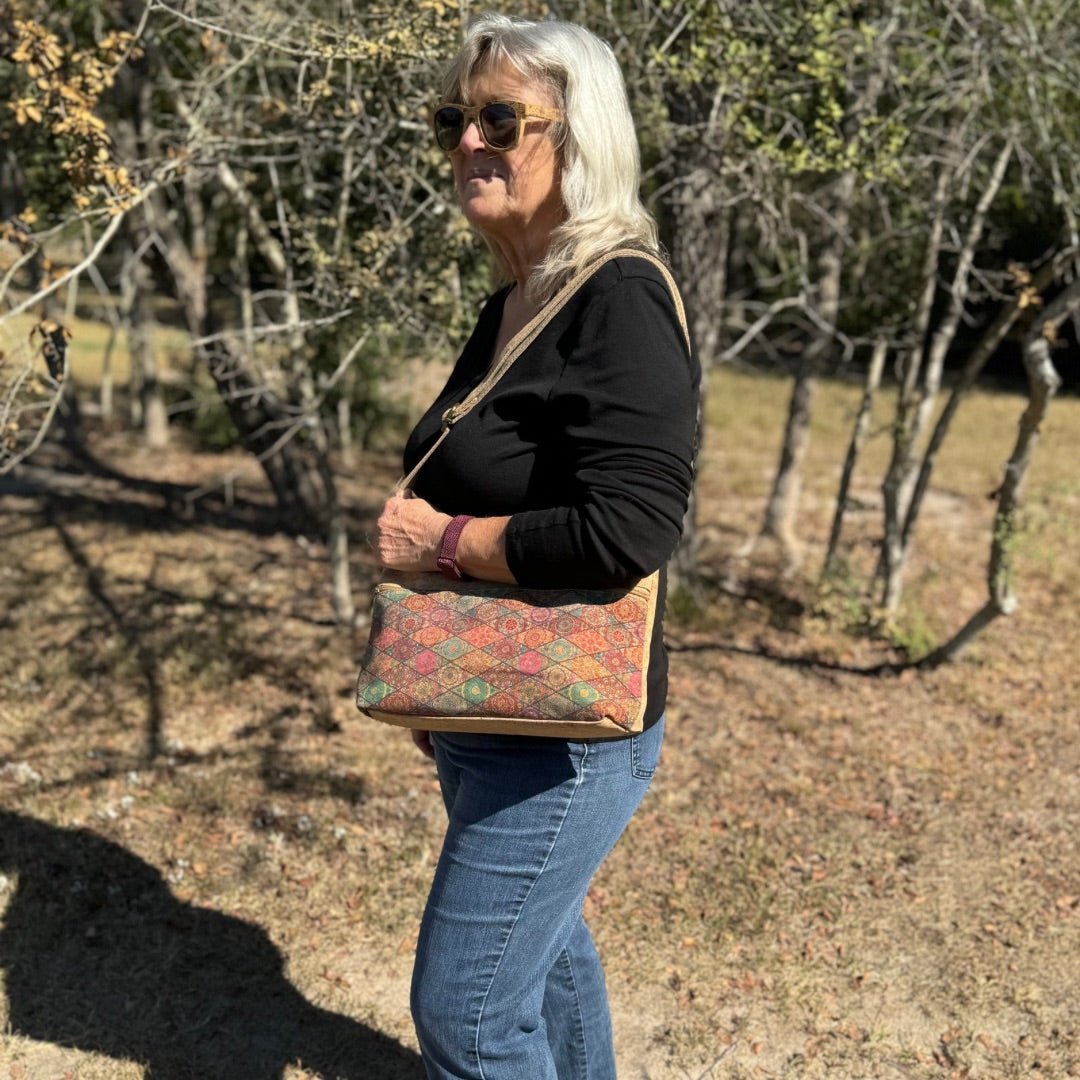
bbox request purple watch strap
[437,515,472,580]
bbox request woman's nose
[458,119,486,152]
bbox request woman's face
[449,62,563,243]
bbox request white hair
[440,12,660,300]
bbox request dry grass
[2,309,190,388]
[0,366,1077,1079]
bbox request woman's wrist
[428,511,454,570]
[454,515,517,584]
[437,515,473,579]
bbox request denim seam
[561,941,590,1077]
[631,732,655,781]
[471,742,590,1078]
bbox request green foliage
[814,561,879,638]
[187,384,241,452]
[665,581,712,630]
[884,604,939,660]
[637,1,909,182]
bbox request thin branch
[717,296,804,363]
[0,182,161,324]
[149,0,314,58]
[0,367,70,477]
[0,244,39,304]
[188,308,355,349]
[653,7,695,59]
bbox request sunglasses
[433,100,562,153]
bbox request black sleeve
[504,266,699,588]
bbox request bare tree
[4,0,485,621]
[878,140,1014,614]
[919,275,1079,667]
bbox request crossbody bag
[356,248,689,738]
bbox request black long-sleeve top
[403,255,701,729]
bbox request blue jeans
[411,716,665,1080]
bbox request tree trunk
[329,509,355,625]
[762,364,816,559]
[759,172,855,566]
[660,76,732,600]
[879,171,949,612]
[902,254,1064,551]
[880,146,1011,614]
[112,82,168,447]
[337,392,355,468]
[901,141,1012,509]
[84,229,122,424]
[822,337,886,580]
[672,167,728,370]
[218,157,355,619]
[919,277,1077,667]
[663,162,728,601]
[202,329,331,526]
[145,185,330,527]
[129,241,169,449]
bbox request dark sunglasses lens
[434,107,465,150]
[479,103,519,149]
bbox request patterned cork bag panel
[357,571,657,734]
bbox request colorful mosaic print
[357,574,654,731]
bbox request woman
[374,13,700,1079]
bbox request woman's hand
[375,492,451,572]
[376,492,518,583]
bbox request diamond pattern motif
[357,574,654,730]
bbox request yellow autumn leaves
[5,18,142,211]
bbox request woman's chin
[462,200,510,231]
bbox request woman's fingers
[375,494,450,571]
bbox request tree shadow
[48,510,168,762]
[4,452,294,538]
[0,811,422,1079]
[0,432,388,537]
[21,509,351,781]
[667,636,904,676]
[667,572,908,676]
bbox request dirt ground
[1,369,1077,1079]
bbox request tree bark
[760,171,855,566]
[660,77,732,601]
[144,184,331,528]
[217,158,355,619]
[881,144,1012,613]
[879,170,948,611]
[822,337,886,580]
[663,159,729,600]
[84,247,122,424]
[919,277,1077,667]
[902,253,1065,550]
[897,140,1012,516]
[129,238,169,449]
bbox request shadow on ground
[0,812,422,1079]
[1,430,388,539]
